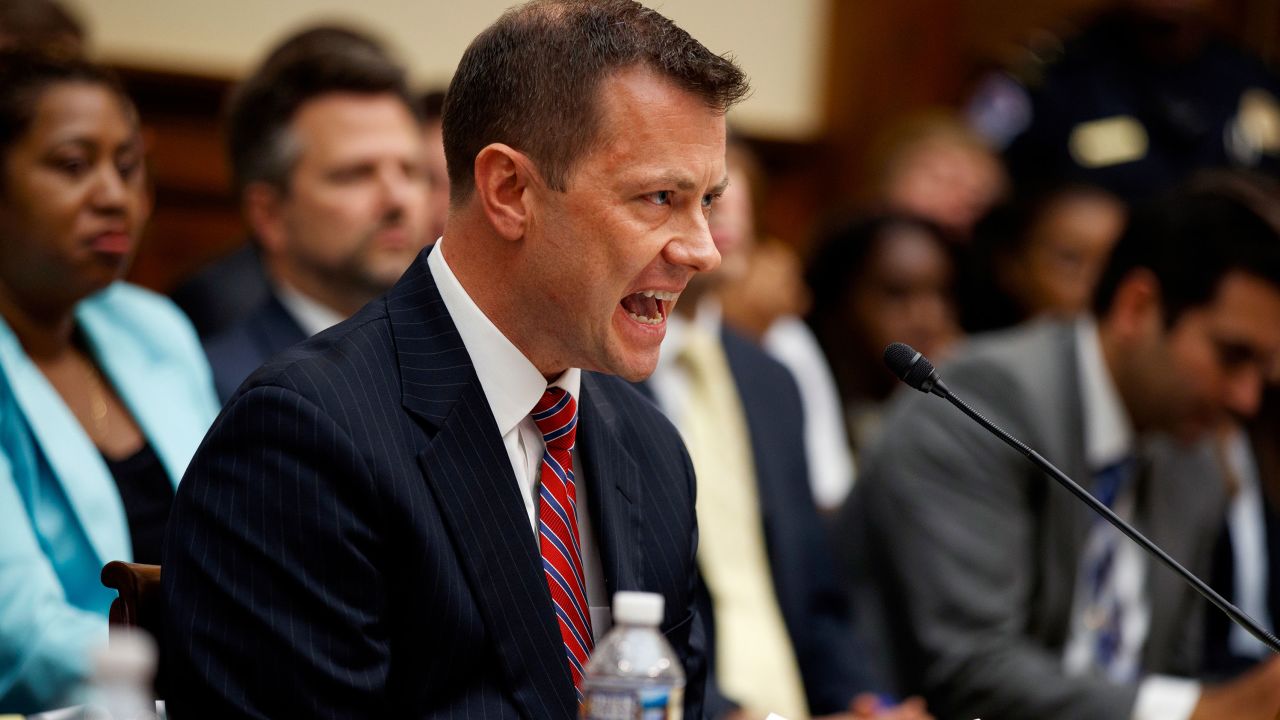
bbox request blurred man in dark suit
[199,26,431,401]
[162,2,748,717]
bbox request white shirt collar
[274,281,346,337]
[1075,316,1135,469]
[427,238,580,432]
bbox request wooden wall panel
[116,67,243,294]
[114,0,1280,290]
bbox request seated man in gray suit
[845,180,1280,720]
[162,1,748,717]
[201,26,432,401]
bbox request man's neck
[440,221,563,377]
[1085,316,1136,461]
[271,277,350,337]
[267,260,367,319]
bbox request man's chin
[1170,417,1215,446]
[358,260,420,293]
[599,345,661,383]
[616,364,658,383]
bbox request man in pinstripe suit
[161,2,749,717]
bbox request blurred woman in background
[0,50,218,712]
[958,184,1126,334]
[807,214,961,458]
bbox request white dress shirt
[1065,318,1200,720]
[762,315,857,511]
[428,240,609,635]
[274,281,345,337]
[1221,425,1272,659]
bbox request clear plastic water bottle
[581,591,685,720]
[84,628,159,720]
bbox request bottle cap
[613,591,664,626]
[92,627,158,683]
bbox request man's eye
[701,193,717,209]
[329,166,374,183]
[1214,339,1256,369]
[50,156,89,176]
[646,190,671,206]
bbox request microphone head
[883,342,942,394]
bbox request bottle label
[581,685,683,720]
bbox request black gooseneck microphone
[883,341,1280,656]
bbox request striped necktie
[1082,456,1139,679]
[531,387,593,702]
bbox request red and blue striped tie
[531,387,593,702]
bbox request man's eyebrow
[641,173,731,193]
[652,173,698,191]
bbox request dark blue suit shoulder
[583,372,685,442]
[233,300,398,405]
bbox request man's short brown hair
[442,0,749,203]
[225,25,415,197]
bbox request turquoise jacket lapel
[0,283,218,569]
[0,310,129,568]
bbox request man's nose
[378,163,418,211]
[667,213,720,274]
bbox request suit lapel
[247,292,308,359]
[0,308,128,567]
[391,248,574,718]
[1020,324,1093,645]
[1138,434,1225,669]
[577,373,642,598]
[417,384,575,718]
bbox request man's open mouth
[620,290,678,326]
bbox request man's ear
[473,143,534,242]
[244,182,288,253]
[1105,268,1164,340]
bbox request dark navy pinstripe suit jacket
[161,247,707,719]
[202,290,307,404]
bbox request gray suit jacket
[842,320,1225,720]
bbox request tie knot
[532,387,578,452]
[676,326,721,376]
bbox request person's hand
[1190,656,1280,720]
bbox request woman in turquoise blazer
[0,51,218,712]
